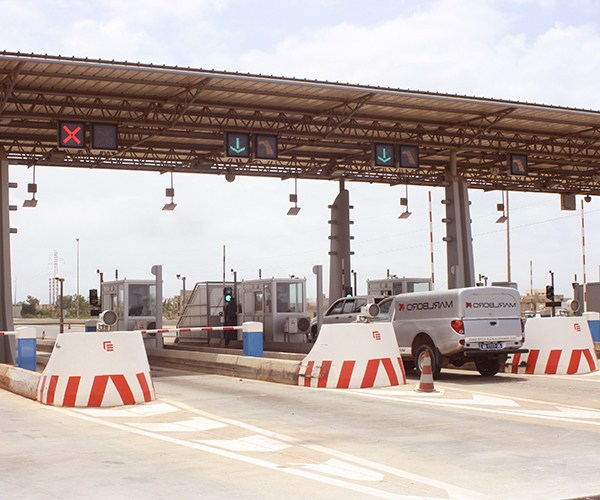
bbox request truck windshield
[373,298,393,321]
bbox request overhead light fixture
[398,185,412,219]
[287,178,301,216]
[496,190,508,223]
[225,171,236,182]
[23,198,38,208]
[162,171,177,211]
[23,165,38,208]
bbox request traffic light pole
[551,271,556,317]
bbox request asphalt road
[2,368,600,499]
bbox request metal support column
[328,180,353,301]
[151,264,163,329]
[443,152,475,289]
[0,147,14,340]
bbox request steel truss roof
[1,51,600,194]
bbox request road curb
[146,348,300,385]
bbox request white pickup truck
[374,286,527,377]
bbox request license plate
[480,342,502,350]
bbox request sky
[2,0,600,303]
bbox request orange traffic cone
[415,350,437,393]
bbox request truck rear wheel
[475,357,501,377]
[415,343,441,379]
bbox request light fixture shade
[287,206,301,216]
[398,210,412,219]
[162,202,177,211]
[23,198,38,207]
[496,214,508,223]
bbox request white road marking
[128,416,227,432]
[44,404,428,500]
[512,407,600,419]
[304,459,384,481]
[74,402,179,417]
[165,399,486,500]
[345,386,600,427]
[196,434,290,452]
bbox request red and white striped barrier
[505,317,599,375]
[298,323,406,389]
[37,331,155,407]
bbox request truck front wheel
[475,357,501,377]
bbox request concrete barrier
[38,331,155,407]
[146,348,299,385]
[506,317,599,375]
[0,363,40,400]
[298,323,406,388]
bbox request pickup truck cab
[374,286,526,377]
[310,295,384,340]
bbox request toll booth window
[128,284,156,317]
[254,292,263,312]
[407,281,431,293]
[276,282,304,313]
[264,285,272,313]
[117,286,124,318]
[110,294,118,313]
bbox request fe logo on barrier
[58,121,86,148]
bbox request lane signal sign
[226,132,250,158]
[58,121,86,148]
[373,143,395,167]
[92,123,118,150]
[509,153,528,176]
[255,134,278,159]
[399,145,419,168]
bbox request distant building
[520,289,564,316]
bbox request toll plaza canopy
[1,51,600,194]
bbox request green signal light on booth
[225,293,233,302]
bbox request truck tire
[415,343,441,379]
[475,357,501,377]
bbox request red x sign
[58,121,85,148]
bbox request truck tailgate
[463,318,522,342]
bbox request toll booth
[177,281,234,329]
[367,277,432,297]
[101,279,159,331]
[238,278,310,343]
